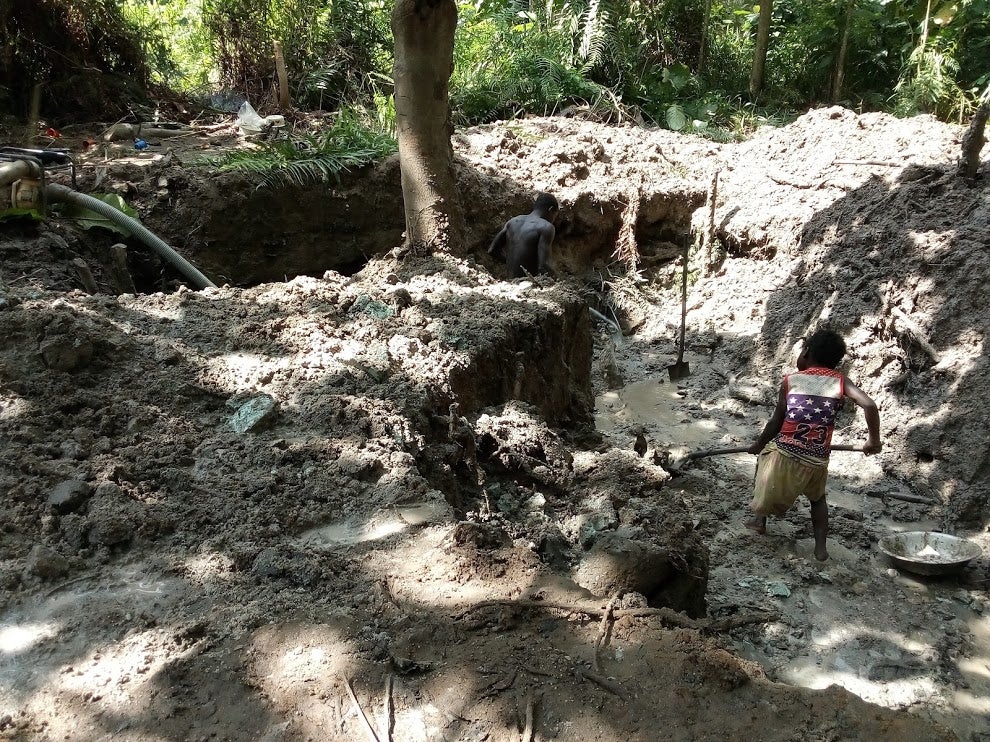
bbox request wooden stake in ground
[26,82,42,147]
[382,674,393,742]
[109,244,137,295]
[274,41,291,110]
[704,168,720,271]
[71,258,98,294]
[521,691,539,742]
[593,591,622,673]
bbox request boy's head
[534,192,559,217]
[799,329,846,370]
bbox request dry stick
[455,599,776,633]
[26,82,42,147]
[103,123,195,141]
[191,121,238,132]
[480,669,518,700]
[109,244,137,295]
[521,691,538,742]
[274,41,291,110]
[43,571,98,597]
[832,159,901,167]
[767,169,814,189]
[342,676,380,742]
[383,674,393,742]
[891,307,941,363]
[577,668,628,701]
[521,664,554,678]
[704,168,720,270]
[593,591,622,673]
[865,490,936,505]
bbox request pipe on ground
[45,182,217,290]
[0,159,41,187]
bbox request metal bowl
[878,531,982,576]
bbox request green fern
[894,37,966,119]
[578,0,608,71]
[201,110,396,188]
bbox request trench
[71,154,708,293]
[7,163,990,741]
[131,175,713,614]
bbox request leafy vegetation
[58,193,139,234]
[119,0,213,92]
[197,0,391,109]
[7,0,989,140]
[1,0,151,119]
[203,106,396,187]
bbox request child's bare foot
[745,516,766,535]
[814,545,829,561]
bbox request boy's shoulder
[791,367,843,379]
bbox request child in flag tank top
[746,329,882,561]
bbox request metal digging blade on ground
[667,236,691,381]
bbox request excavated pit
[3,109,990,740]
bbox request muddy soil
[1,107,988,741]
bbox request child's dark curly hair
[534,192,559,213]
[804,329,846,369]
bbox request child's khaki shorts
[750,444,828,516]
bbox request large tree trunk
[749,0,773,100]
[391,0,465,253]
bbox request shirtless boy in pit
[488,192,559,278]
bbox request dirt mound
[690,105,990,526]
[2,106,989,739]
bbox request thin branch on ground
[455,599,777,633]
[342,676,380,742]
[593,591,622,673]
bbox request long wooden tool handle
[686,443,865,461]
[677,241,688,363]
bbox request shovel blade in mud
[668,359,690,381]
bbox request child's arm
[747,382,787,454]
[844,380,882,455]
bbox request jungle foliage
[4,0,989,135]
[1,0,151,119]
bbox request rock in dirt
[452,521,511,549]
[47,479,93,514]
[24,544,70,580]
[38,334,94,372]
[250,546,320,586]
[88,515,132,548]
[230,394,279,434]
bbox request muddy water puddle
[595,376,745,447]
